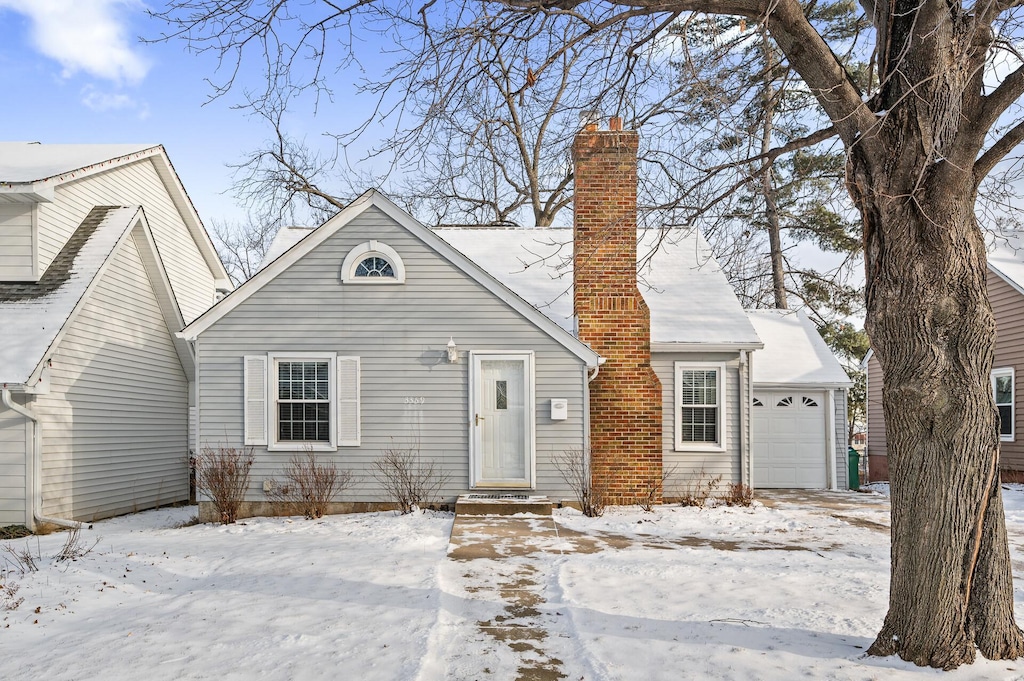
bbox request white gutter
[2,387,79,530]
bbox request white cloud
[80,84,149,118]
[0,0,150,84]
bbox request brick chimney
[573,116,663,505]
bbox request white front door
[471,353,534,488]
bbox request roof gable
[0,142,229,287]
[181,190,599,366]
[0,206,190,386]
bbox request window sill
[674,443,727,453]
[1001,435,1015,443]
[268,443,337,452]
[341,279,404,285]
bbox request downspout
[826,389,838,490]
[2,387,78,530]
[738,351,751,487]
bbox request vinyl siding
[0,204,34,281]
[0,403,28,524]
[834,390,848,489]
[653,352,744,489]
[990,271,1024,471]
[33,233,189,521]
[36,158,215,322]
[866,270,1024,475]
[197,206,588,503]
[866,353,886,475]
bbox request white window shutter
[337,357,361,446]
[244,355,268,445]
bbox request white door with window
[753,391,828,488]
[471,353,534,488]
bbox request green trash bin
[848,447,860,490]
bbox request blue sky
[0,0,347,227]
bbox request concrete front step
[454,493,552,516]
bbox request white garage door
[753,391,827,488]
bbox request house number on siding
[405,396,426,405]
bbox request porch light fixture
[447,337,459,363]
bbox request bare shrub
[267,450,353,519]
[0,580,23,611]
[723,483,754,507]
[678,468,723,508]
[53,523,100,563]
[639,464,678,513]
[3,540,40,574]
[194,445,255,524]
[554,448,606,518]
[372,446,451,514]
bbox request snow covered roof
[0,142,159,184]
[0,206,143,386]
[257,220,761,349]
[259,226,315,273]
[988,232,1024,296]
[435,227,762,348]
[745,309,852,388]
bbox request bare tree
[210,218,278,286]
[152,0,1024,666]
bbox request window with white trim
[993,367,1014,442]
[341,240,406,284]
[243,353,361,450]
[277,360,331,442]
[675,362,726,451]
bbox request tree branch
[975,119,1024,179]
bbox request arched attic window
[341,240,406,284]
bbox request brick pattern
[573,124,663,505]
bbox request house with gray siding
[0,143,229,529]
[183,120,851,518]
[865,234,1024,482]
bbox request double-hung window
[675,362,726,451]
[277,360,331,443]
[243,353,361,450]
[993,367,1015,442]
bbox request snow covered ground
[3,486,1024,680]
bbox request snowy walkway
[420,513,627,680]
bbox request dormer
[0,142,231,318]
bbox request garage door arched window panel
[674,362,726,451]
[801,396,819,407]
[992,367,1015,442]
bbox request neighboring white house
[745,309,853,489]
[0,143,230,529]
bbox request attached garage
[752,390,829,488]
[746,310,853,490]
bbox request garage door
[753,391,827,488]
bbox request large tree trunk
[852,141,1024,667]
